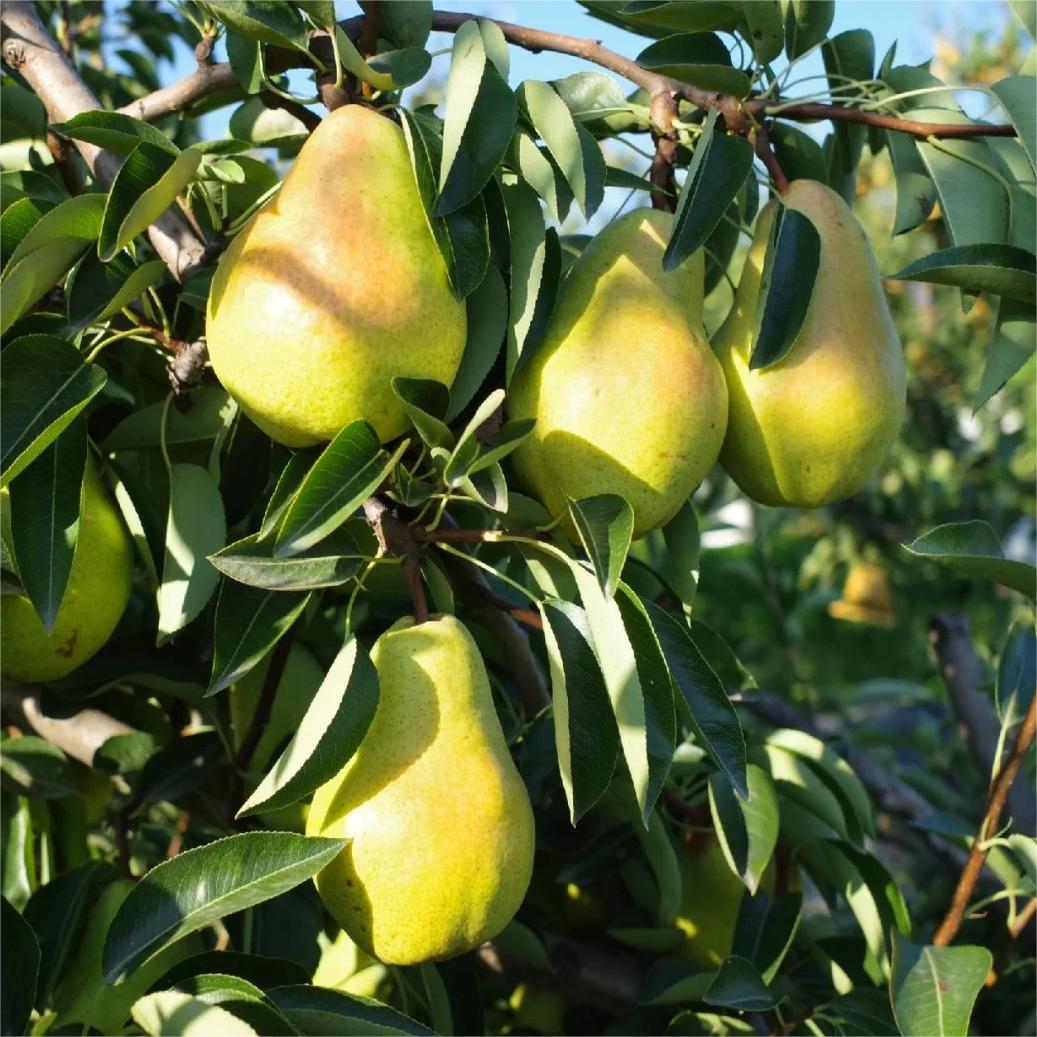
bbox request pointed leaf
[210,532,363,591]
[569,494,634,598]
[0,334,106,487]
[51,111,176,157]
[207,582,309,695]
[904,520,1035,599]
[66,253,166,332]
[269,986,434,1036]
[888,243,1035,304]
[638,33,751,96]
[784,0,834,59]
[539,600,619,822]
[391,378,454,450]
[238,637,379,816]
[132,991,259,1037]
[7,418,87,632]
[991,76,1036,173]
[102,832,346,982]
[975,297,1034,409]
[708,764,780,895]
[446,265,507,420]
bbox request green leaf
[211,532,364,591]
[0,334,107,487]
[468,418,535,473]
[784,0,834,59]
[238,637,379,816]
[98,143,202,261]
[748,206,821,370]
[0,171,66,211]
[136,732,224,806]
[661,500,700,611]
[888,243,1035,304]
[518,80,606,218]
[437,22,518,215]
[370,0,433,48]
[66,253,166,332]
[995,623,1035,733]
[709,764,779,894]
[739,1,783,63]
[664,112,754,270]
[446,266,507,421]
[228,97,308,144]
[334,29,432,91]
[51,111,176,157]
[764,744,849,839]
[0,736,77,799]
[890,933,991,1037]
[0,194,105,332]
[94,731,158,775]
[207,581,309,695]
[975,296,1034,409]
[157,464,226,642]
[539,600,619,823]
[822,30,874,196]
[1,197,55,260]
[391,378,454,450]
[132,990,259,1037]
[1,897,39,1037]
[168,974,295,1034]
[104,386,236,451]
[509,130,574,224]
[637,33,751,97]
[502,180,560,381]
[103,832,346,983]
[645,602,747,795]
[703,957,779,1011]
[442,388,505,486]
[903,520,1035,599]
[7,418,87,631]
[732,891,802,984]
[991,76,1036,173]
[769,122,829,183]
[204,0,309,50]
[269,986,435,1036]
[258,451,319,544]
[274,422,407,558]
[885,130,937,235]
[569,494,634,598]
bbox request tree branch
[753,123,789,194]
[933,692,1037,946]
[930,612,1035,835]
[117,61,239,122]
[0,3,209,280]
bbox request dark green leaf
[664,114,754,271]
[991,76,1036,173]
[153,950,310,993]
[822,30,874,197]
[93,731,158,775]
[391,378,453,450]
[207,582,309,695]
[703,956,778,1011]
[903,520,1035,599]
[0,736,77,799]
[258,450,319,543]
[740,1,783,63]
[369,0,433,48]
[732,891,802,984]
[645,601,747,795]
[269,985,435,1036]
[784,0,834,59]
[748,207,821,370]
[708,764,780,894]
[885,130,937,235]
[51,111,176,157]
[446,266,507,421]
[569,494,634,598]
[274,422,407,558]
[888,242,1035,304]
[211,532,364,591]
[136,732,225,805]
[131,990,261,1036]
[103,386,236,451]
[205,0,309,50]
[98,142,202,261]
[975,296,1034,409]
[0,334,107,487]
[539,600,619,822]
[890,933,991,1037]
[1,897,39,1037]
[238,637,379,816]
[226,31,264,93]
[102,832,346,982]
[660,501,700,610]
[7,418,86,631]
[769,122,828,182]
[66,252,166,331]
[637,33,751,97]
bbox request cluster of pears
[209,105,904,536]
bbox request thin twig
[258,89,322,132]
[754,123,789,194]
[933,693,1037,947]
[762,101,1016,140]
[402,554,431,625]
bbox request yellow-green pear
[307,614,535,964]
[509,208,728,538]
[1,459,133,683]
[713,179,906,507]
[206,105,467,446]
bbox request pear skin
[508,208,728,539]
[713,179,906,507]
[1,459,132,682]
[207,105,466,446]
[307,615,534,964]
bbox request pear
[206,105,467,446]
[508,208,728,538]
[307,614,535,964]
[713,179,906,507]
[1,458,133,683]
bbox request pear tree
[1,3,1034,1036]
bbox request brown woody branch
[763,101,1017,140]
[933,692,1037,946]
[0,3,208,280]
[753,123,789,194]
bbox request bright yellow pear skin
[713,179,906,507]
[509,208,728,538]
[1,460,132,682]
[307,615,535,964]
[206,105,467,446]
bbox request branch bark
[0,3,208,280]
[933,692,1037,946]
